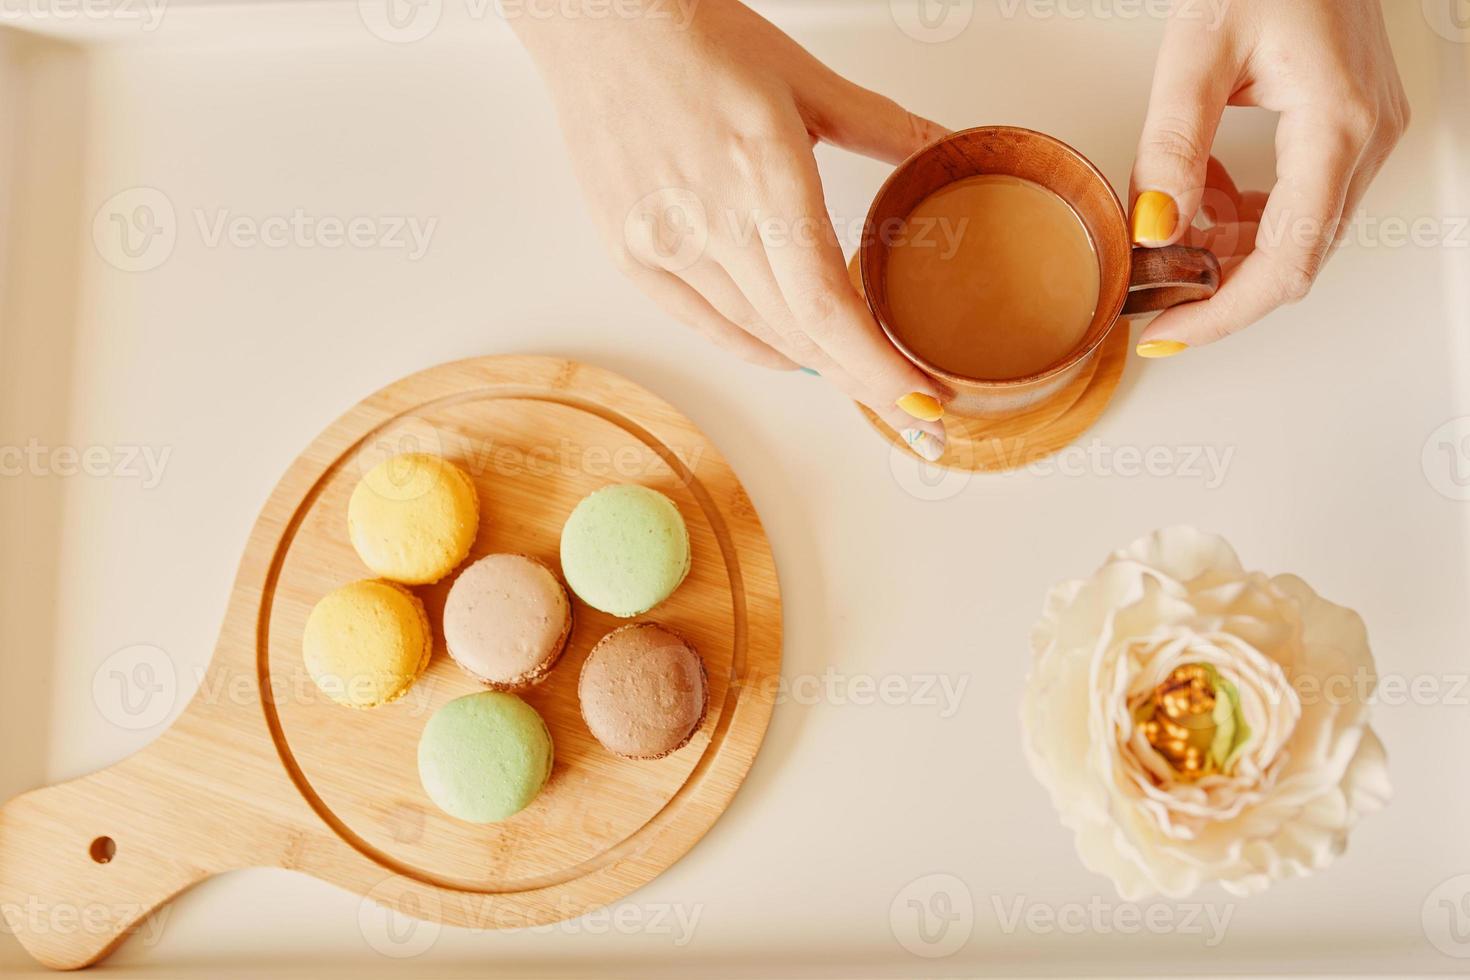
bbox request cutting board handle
[0,726,255,970]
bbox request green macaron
[559,484,691,617]
[417,692,554,824]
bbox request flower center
[1133,663,1244,782]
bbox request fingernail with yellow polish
[1136,339,1189,359]
[897,392,943,422]
[1132,190,1179,245]
[901,428,946,463]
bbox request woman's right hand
[511,0,951,460]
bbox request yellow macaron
[348,453,480,585]
[303,579,433,709]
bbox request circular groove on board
[255,377,776,897]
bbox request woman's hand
[512,0,950,459]
[1129,0,1409,358]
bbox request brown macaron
[578,623,708,760]
[443,554,573,690]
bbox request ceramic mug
[859,126,1221,419]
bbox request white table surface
[1,1,1468,975]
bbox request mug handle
[1123,245,1222,317]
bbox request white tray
[2,1,1468,976]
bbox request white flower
[1022,527,1391,900]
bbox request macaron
[417,691,555,824]
[443,554,572,690]
[302,579,432,709]
[559,484,690,617]
[348,452,479,585]
[578,623,708,760]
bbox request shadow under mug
[859,126,1222,419]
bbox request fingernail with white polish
[901,428,945,463]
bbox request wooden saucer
[846,254,1129,473]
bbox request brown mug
[859,126,1221,419]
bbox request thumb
[809,74,950,165]
[1129,31,1234,247]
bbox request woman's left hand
[1128,0,1410,358]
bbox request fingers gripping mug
[859,126,1221,419]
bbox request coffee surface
[884,174,1100,380]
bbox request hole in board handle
[89,836,116,864]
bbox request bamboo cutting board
[0,356,782,970]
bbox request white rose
[1021,526,1391,900]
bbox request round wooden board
[265,369,764,889]
[844,251,1128,472]
[0,356,783,970]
